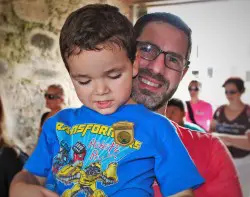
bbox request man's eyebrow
[167,51,184,59]
[137,40,185,59]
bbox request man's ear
[181,66,189,80]
[132,56,139,78]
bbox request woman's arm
[213,132,250,151]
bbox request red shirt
[153,122,242,197]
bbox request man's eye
[140,45,152,53]
[108,74,121,79]
[78,80,91,85]
[169,56,179,63]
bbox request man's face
[68,45,138,115]
[132,22,189,111]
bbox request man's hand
[169,189,194,197]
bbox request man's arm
[169,189,194,197]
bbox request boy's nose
[94,80,110,95]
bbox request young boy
[10,4,203,197]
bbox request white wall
[148,0,250,110]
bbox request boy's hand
[169,189,194,197]
[10,183,59,197]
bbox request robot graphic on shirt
[56,141,118,197]
[52,140,71,173]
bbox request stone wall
[0,0,131,154]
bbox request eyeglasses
[44,93,61,100]
[136,41,190,72]
[225,90,238,95]
[188,86,199,92]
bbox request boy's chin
[94,107,117,115]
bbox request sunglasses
[225,90,238,95]
[44,93,61,100]
[188,87,199,92]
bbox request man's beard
[131,68,178,111]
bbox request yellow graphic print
[57,161,118,197]
[53,122,142,196]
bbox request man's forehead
[137,21,188,55]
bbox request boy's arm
[169,189,194,197]
[10,170,59,197]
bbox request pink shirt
[185,100,213,131]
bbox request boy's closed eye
[108,73,122,79]
[76,73,121,85]
[78,80,91,85]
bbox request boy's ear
[132,56,139,77]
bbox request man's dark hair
[134,12,192,60]
[223,77,245,93]
[60,4,136,71]
[167,98,185,112]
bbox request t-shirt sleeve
[213,106,223,120]
[154,120,204,196]
[24,118,56,177]
[199,136,242,197]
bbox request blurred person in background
[186,80,213,131]
[210,77,250,197]
[39,84,65,134]
[165,98,205,132]
[0,95,27,197]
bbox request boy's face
[67,45,138,115]
[165,105,185,125]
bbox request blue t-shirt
[25,104,203,197]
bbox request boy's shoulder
[55,106,83,118]
[137,107,173,128]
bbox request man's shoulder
[171,122,220,155]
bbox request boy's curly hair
[60,4,136,71]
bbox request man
[186,80,213,131]
[132,12,242,197]
[165,98,205,132]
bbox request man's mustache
[137,68,167,84]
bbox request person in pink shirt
[185,80,213,131]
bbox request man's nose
[148,53,166,74]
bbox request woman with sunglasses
[210,77,250,197]
[39,84,65,135]
[185,80,213,131]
